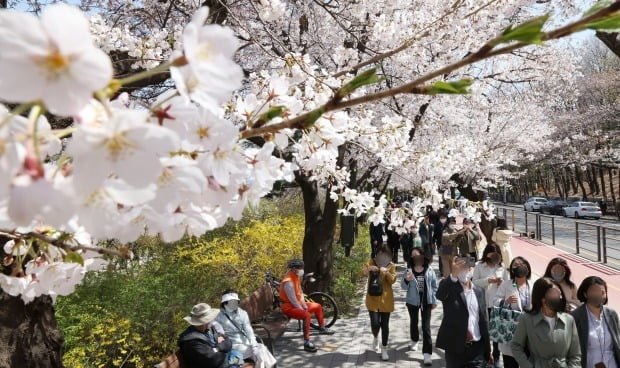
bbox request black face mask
[546,298,563,313]
[512,265,528,278]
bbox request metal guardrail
[494,206,620,267]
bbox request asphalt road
[492,203,620,269]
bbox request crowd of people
[362,204,620,368]
[173,203,619,368]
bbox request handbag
[367,260,383,296]
[253,343,276,368]
[488,302,522,344]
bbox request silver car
[562,202,602,219]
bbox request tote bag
[488,304,522,344]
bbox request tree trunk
[538,170,548,197]
[553,169,563,199]
[599,165,607,201]
[609,168,617,204]
[567,167,578,195]
[0,292,63,368]
[574,166,589,200]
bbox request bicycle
[264,271,339,329]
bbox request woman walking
[494,256,535,368]
[572,276,620,368]
[474,244,508,367]
[362,244,397,361]
[402,247,438,366]
[511,277,581,368]
[543,257,582,312]
[492,218,513,266]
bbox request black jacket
[432,222,445,246]
[572,304,620,368]
[178,326,232,368]
[419,223,434,245]
[369,223,384,245]
[436,277,491,359]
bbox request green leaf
[65,251,84,266]
[258,106,287,122]
[502,15,550,45]
[585,14,620,32]
[427,79,473,95]
[304,107,326,128]
[585,0,614,16]
[337,68,381,99]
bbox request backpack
[367,260,383,296]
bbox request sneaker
[372,336,380,351]
[410,341,419,351]
[423,353,432,366]
[304,341,318,353]
[381,346,389,361]
[319,327,335,335]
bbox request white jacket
[493,278,536,356]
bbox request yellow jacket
[362,260,397,312]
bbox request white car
[562,202,602,219]
[524,197,548,212]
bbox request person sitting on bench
[279,259,335,352]
[178,303,243,368]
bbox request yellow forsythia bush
[59,213,304,368]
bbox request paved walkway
[274,261,446,367]
[274,236,620,367]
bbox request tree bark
[574,166,589,200]
[294,147,345,293]
[0,292,63,368]
[599,165,607,201]
[609,168,617,204]
[567,167,578,195]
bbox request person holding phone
[402,247,438,366]
[493,256,535,368]
[473,244,508,367]
[437,255,492,368]
[362,244,397,361]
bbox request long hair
[479,243,502,266]
[543,257,575,288]
[529,277,567,315]
[508,256,532,280]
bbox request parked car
[541,200,569,215]
[524,197,548,212]
[562,201,602,219]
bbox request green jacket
[510,311,581,368]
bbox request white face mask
[224,300,239,313]
[449,224,457,230]
[296,269,304,277]
[458,270,473,283]
[440,218,447,224]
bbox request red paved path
[510,236,620,311]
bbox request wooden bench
[239,283,291,354]
[155,283,288,368]
[154,350,255,368]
